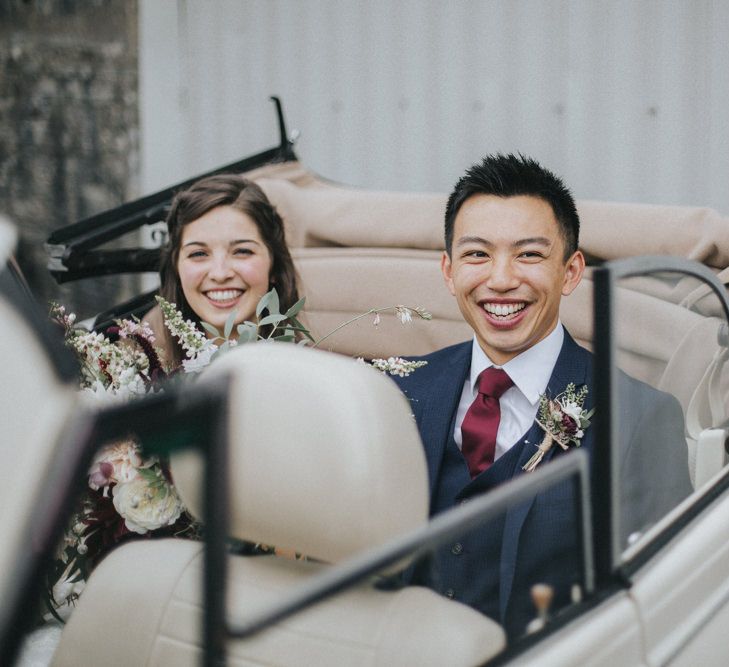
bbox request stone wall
[0,0,140,319]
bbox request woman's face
[176,205,272,334]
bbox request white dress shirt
[454,323,565,460]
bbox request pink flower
[88,462,114,489]
[88,440,142,491]
[561,413,578,435]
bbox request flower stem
[311,308,388,348]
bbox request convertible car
[3,99,729,666]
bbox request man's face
[442,194,585,365]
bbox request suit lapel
[499,331,591,620]
[417,342,471,498]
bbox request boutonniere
[522,383,594,472]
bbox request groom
[394,154,692,638]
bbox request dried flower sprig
[313,303,432,349]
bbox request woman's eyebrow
[230,239,261,245]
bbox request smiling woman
[148,174,300,367]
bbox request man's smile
[479,299,530,330]
[481,301,527,318]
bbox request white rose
[560,400,582,422]
[112,476,184,534]
[182,343,218,374]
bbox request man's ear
[441,251,456,296]
[561,250,586,296]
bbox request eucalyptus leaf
[272,334,296,343]
[137,467,159,483]
[285,296,306,318]
[268,288,280,316]
[259,313,287,326]
[291,316,315,341]
[237,323,257,344]
[201,321,220,338]
[256,289,274,318]
[223,309,236,339]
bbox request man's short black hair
[444,153,580,259]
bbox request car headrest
[170,343,429,564]
[0,292,76,609]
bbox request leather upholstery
[53,344,507,666]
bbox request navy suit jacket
[393,331,692,637]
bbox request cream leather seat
[0,217,79,661]
[53,343,506,667]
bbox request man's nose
[485,257,519,291]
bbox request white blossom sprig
[156,296,210,358]
[369,356,428,377]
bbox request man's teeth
[483,302,526,317]
[207,290,242,302]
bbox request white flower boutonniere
[522,383,594,473]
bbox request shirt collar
[469,323,565,405]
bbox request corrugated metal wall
[139,0,729,213]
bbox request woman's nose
[208,255,234,280]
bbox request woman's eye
[187,250,207,259]
[234,247,254,256]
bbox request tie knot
[477,367,513,399]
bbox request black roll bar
[591,255,729,586]
[45,97,297,284]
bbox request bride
[145,173,301,368]
[16,175,302,666]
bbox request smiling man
[393,154,691,638]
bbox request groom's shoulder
[392,340,470,389]
[410,340,471,364]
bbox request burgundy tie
[461,367,514,478]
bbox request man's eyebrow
[513,237,551,248]
[454,235,552,248]
[455,235,492,248]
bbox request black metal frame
[591,255,729,586]
[44,97,297,284]
[0,378,231,667]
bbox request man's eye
[519,251,543,259]
[464,250,488,259]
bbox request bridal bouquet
[45,293,430,620]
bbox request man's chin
[475,330,534,363]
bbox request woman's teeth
[207,290,242,302]
[483,302,526,317]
